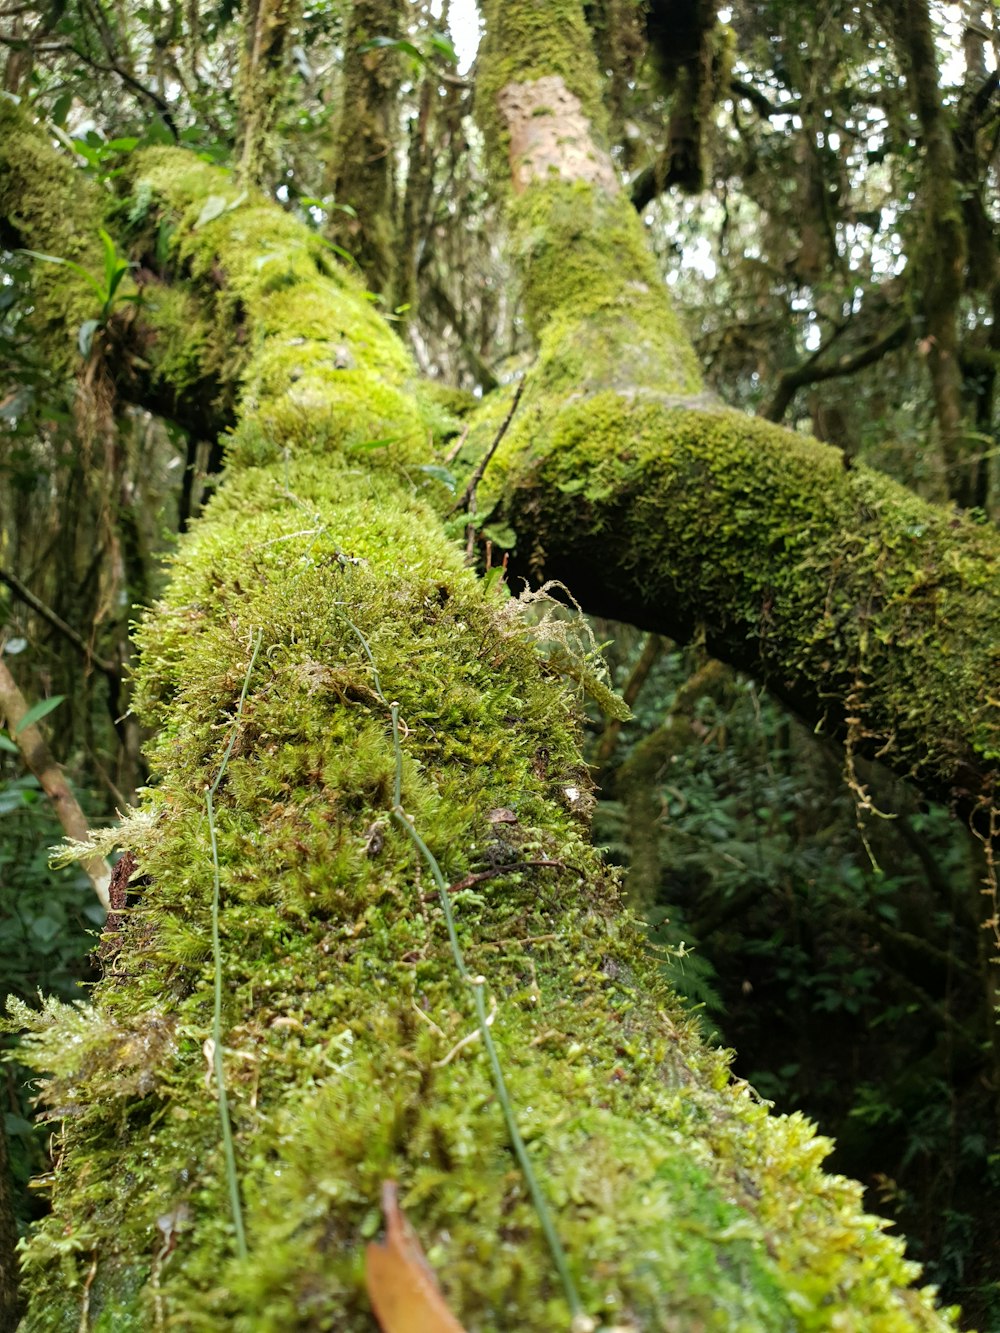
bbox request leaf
[365,1182,468,1333]
[194,195,229,229]
[14,694,66,735]
[358,36,424,62]
[3,1113,34,1136]
[428,34,458,62]
[78,318,100,358]
[418,464,456,491]
[18,249,106,303]
[0,732,18,753]
[51,91,72,126]
[98,227,120,295]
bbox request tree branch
[761,316,911,423]
[0,569,118,680]
[0,658,110,907]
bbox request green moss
[479,387,1000,802]
[122,149,425,461]
[15,437,961,1331]
[0,101,108,369]
[5,133,964,1332]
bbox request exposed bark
[880,0,970,506]
[0,658,111,908]
[644,0,722,194]
[237,0,299,187]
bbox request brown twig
[449,377,525,518]
[422,859,566,902]
[0,658,110,907]
[0,569,118,679]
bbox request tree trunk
[0,47,985,1333]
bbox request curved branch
[762,316,912,423]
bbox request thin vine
[339,613,590,1329]
[205,627,263,1262]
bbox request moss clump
[0,100,109,369]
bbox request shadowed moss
[0,100,109,369]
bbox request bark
[0,659,111,908]
[237,0,300,188]
[327,0,404,297]
[880,0,970,506]
[0,98,968,1329]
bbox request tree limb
[0,658,110,907]
[761,316,912,423]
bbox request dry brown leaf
[365,1181,468,1333]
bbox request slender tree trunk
[327,0,405,296]
[881,0,970,505]
[237,0,299,188]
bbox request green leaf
[78,318,100,358]
[98,227,119,294]
[18,249,106,303]
[358,36,423,61]
[14,694,66,735]
[194,195,229,229]
[418,464,456,491]
[51,91,72,126]
[482,567,506,597]
[428,34,458,62]
[0,732,18,753]
[3,1114,35,1137]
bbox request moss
[16,360,960,1333]
[5,133,963,1332]
[122,149,424,459]
[477,387,1000,805]
[0,100,108,369]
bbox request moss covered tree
[1,0,999,1328]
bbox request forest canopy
[0,1,999,1330]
